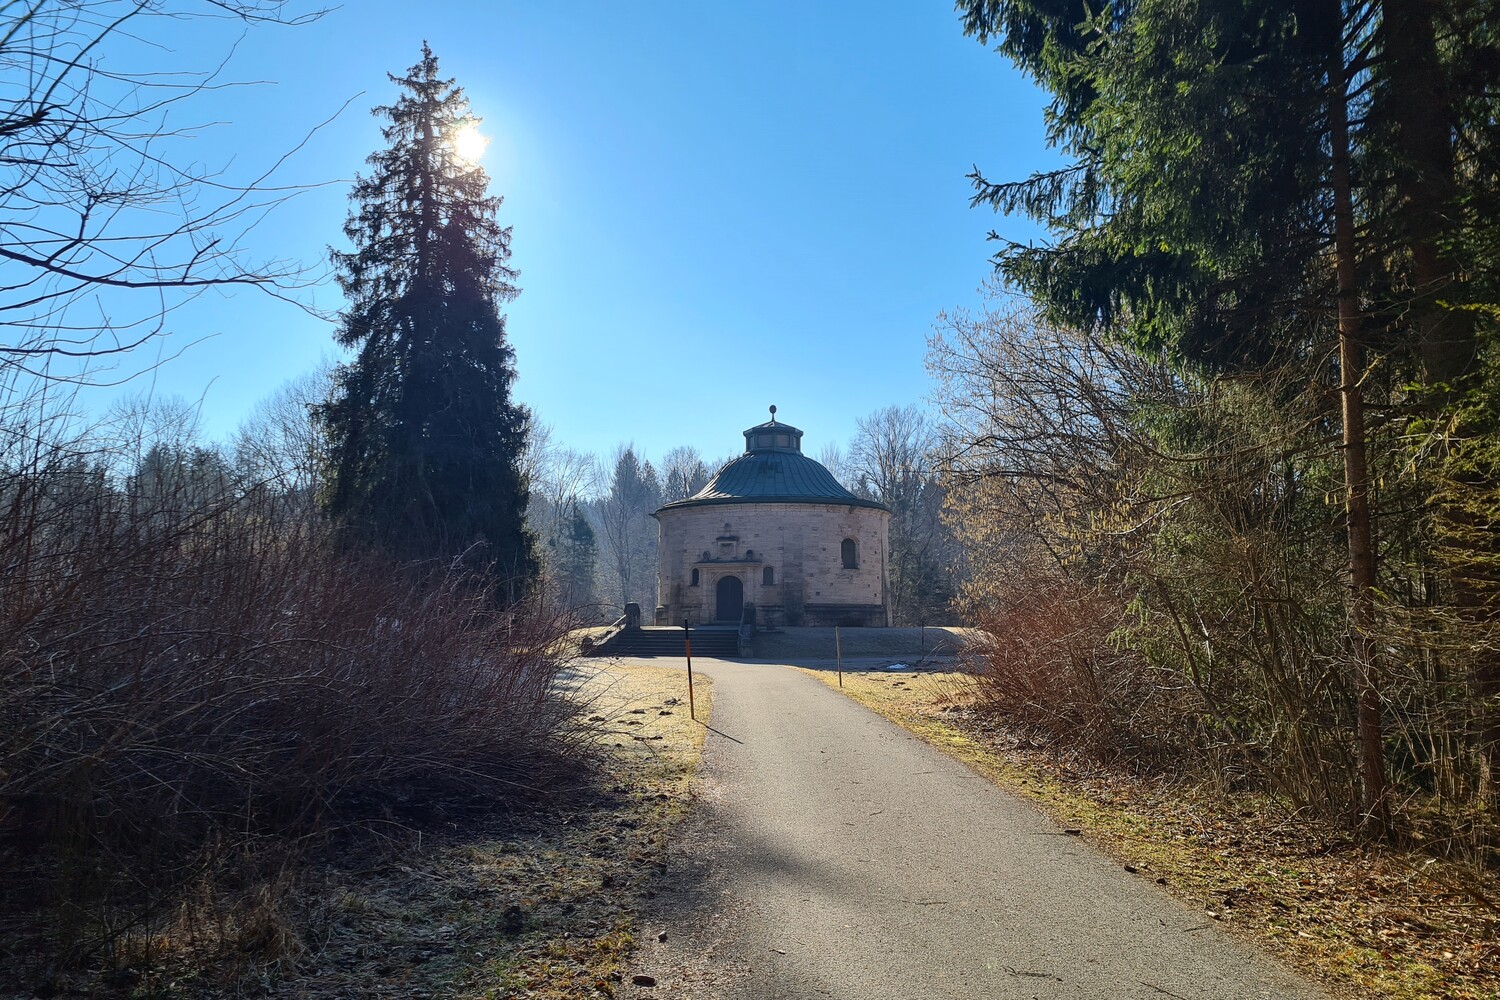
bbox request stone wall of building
[655,501,891,628]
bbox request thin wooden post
[683,619,696,721]
[836,625,843,688]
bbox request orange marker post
[682,619,696,721]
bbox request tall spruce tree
[318,45,536,589]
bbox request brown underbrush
[962,574,1500,862]
[7,665,707,999]
[0,419,584,994]
[960,572,1199,765]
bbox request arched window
[690,568,700,586]
[763,566,775,585]
[841,538,858,569]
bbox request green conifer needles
[318,45,536,592]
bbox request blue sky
[98,2,1056,465]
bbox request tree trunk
[1382,0,1498,806]
[1382,0,1473,388]
[1329,37,1392,837]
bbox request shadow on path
[633,658,1327,1000]
[698,721,745,745]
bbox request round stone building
[655,409,891,628]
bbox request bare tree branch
[0,1,334,381]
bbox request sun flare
[451,121,489,164]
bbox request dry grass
[470,664,710,998]
[63,663,714,999]
[803,666,1500,1000]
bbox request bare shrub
[936,296,1201,766]
[965,570,1189,764]
[0,404,581,975]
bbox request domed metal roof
[657,407,888,513]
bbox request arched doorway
[715,575,743,622]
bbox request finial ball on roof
[769,404,777,419]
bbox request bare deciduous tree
[230,362,331,500]
[847,404,960,625]
[817,442,852,490]
[0,1,328,382]
[659,445,709,504]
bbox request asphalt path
[623,656,1327,1000]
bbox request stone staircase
[588,625,739,658]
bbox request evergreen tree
[956,0,1500,831]
[552,501,598,612]
[131,444,234,522]
[318,45,535,589]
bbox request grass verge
[54,663,712,999]
[467,664,711,999]
[802,666,1499,1000]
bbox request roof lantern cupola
[657,406,886,513]
[743,404,804,454]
